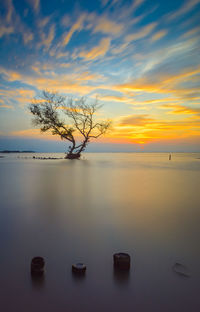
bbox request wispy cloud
[0,87,35,108]
[0,0,14,38]
[0,25,14,38]
[37,16,51,28]
[131,0,145,11]
[111,42,129,55]
[38,24,55,51]
[5,0,14,23]
[10,128,58,140]
[114,65,200,99]
[101,0,110,7]
[161,104,200,116]
[55,51,69,59]
[125,22,157,42]
[0,0,34,44]
[0,98,13,109]
[61,14,71,27]
[93,16,124,35]
[116,0,146,20]
[182,26,200,38]
[26,0,40,13]
[110,113,200,143]
[61,14,85,47]
[150,30,167,42]
[23,31,34,44]
[119,114,154,126]
[136,36,199,74]
[166,0,200,21]
[79,37,111,60]
[0,66,103,97]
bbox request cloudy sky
[0,0,200,152]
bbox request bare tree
[29,91,111,159]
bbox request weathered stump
[72,263,86,274]
[113,253,131,270]
[31,257,45,275]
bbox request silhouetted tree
[29,91,111,159]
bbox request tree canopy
[29,91,111,158]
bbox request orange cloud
[161,104,200,115]
[125,22,157,42]
[105,112,200,144]
[0,67,103,98]
[99,94,135,104]
[93,16,124,35]
[0,88,35,108]
[7,111,200,146]
[113,65,200,100]
[62,14,85,47]
[0,98,13,109]
[182,26,200,38]
[150,30,167,42]
[37,16,50,28]
[111,42,129,55]
[119,114,155,126]
[79,37,111,60]
[38,24,55,51]
[0,25,14,38]
[23,31,34,44]
[10,128,56,140]
[55,51,69,59]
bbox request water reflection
[0,153,200,312]
[31,273,45,290]
[71,270,86,283]
[113,267,130,286]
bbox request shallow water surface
[0,153,200,311]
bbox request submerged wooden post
[31,257,45,275]
[113,253,131,270]
[72,263,86,274]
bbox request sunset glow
[0,0,200,151]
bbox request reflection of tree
[29,91,111,159]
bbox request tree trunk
[65,141,81,159]
[78,138,88,154]
[65,138,88,159]
[65,152,81,159]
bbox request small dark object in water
[65,153,81,159]
[113,253,131,270]
[72,263,86,274]
[31,257,45,275]
[33,156,63,160]
[172,262,190,277]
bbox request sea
[0,152,200,312]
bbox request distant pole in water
[169,153,171,160]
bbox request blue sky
[0,0,200,152]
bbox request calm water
[0,153,200,312]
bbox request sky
[0,0,200,152]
